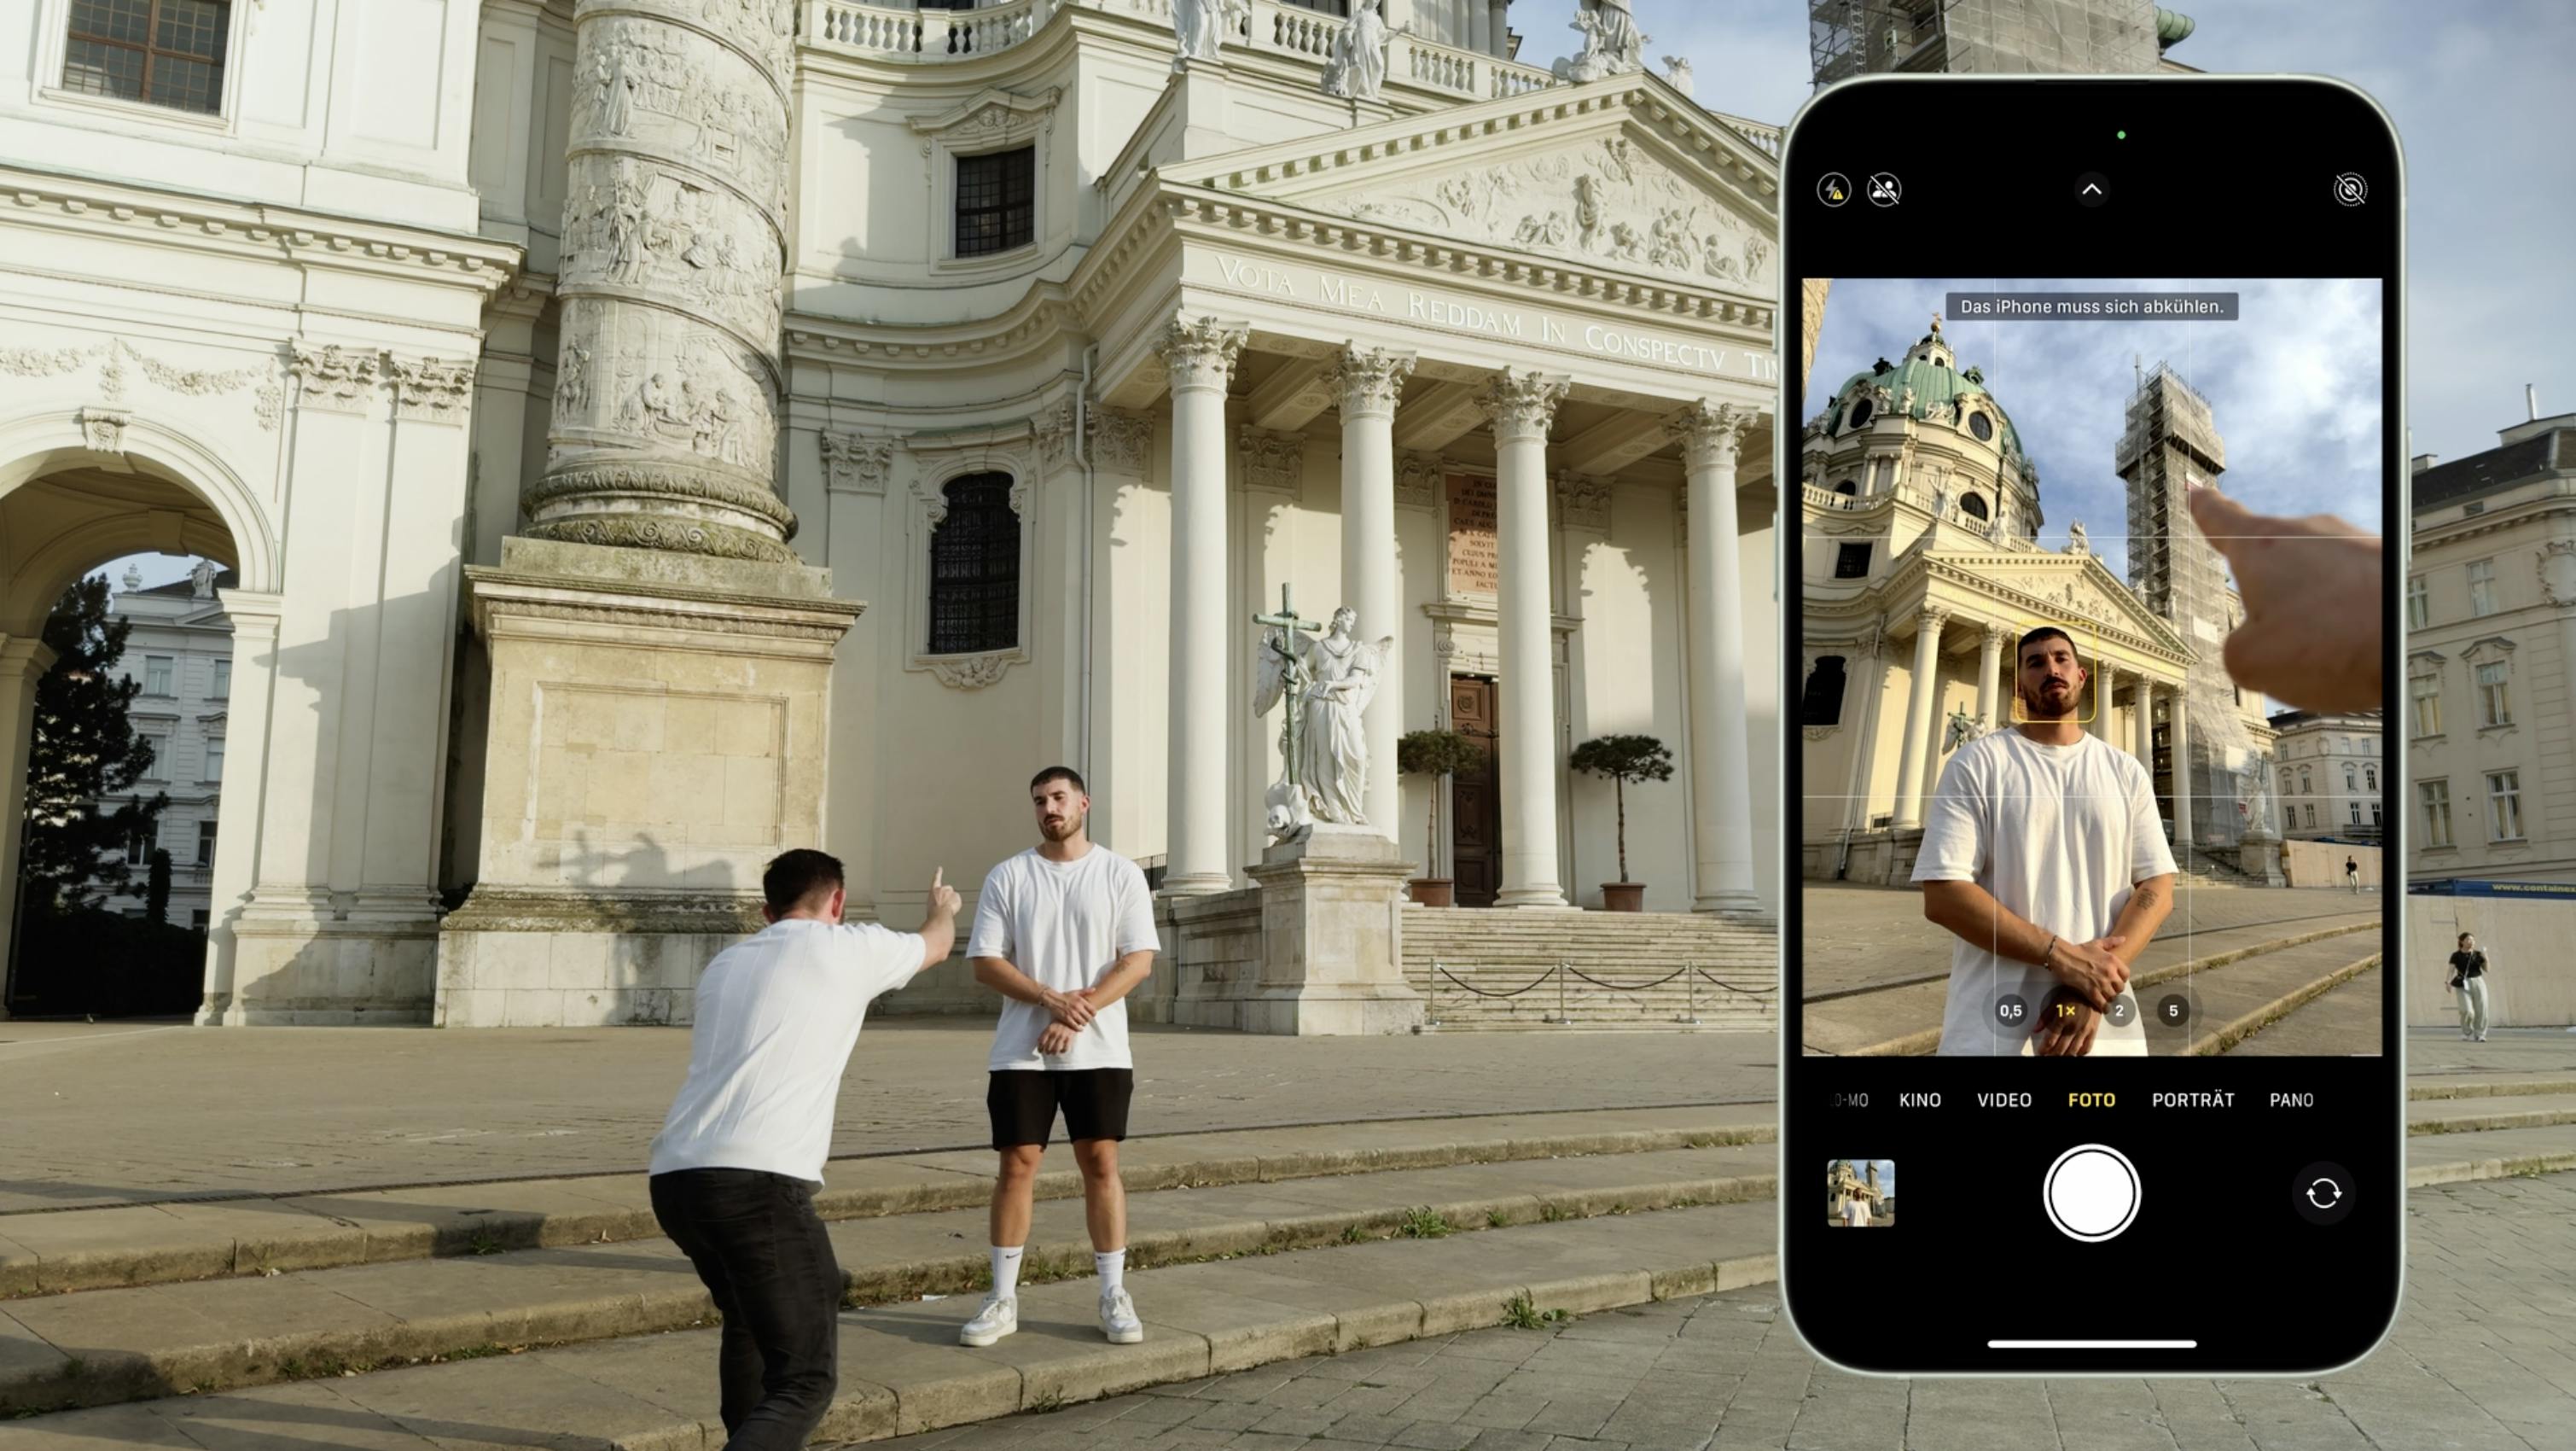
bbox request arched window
[927,472,1021,655]
[1968,412,1994,441]
[1849,399,1875,428]
[1800,656,1848,726]
[1834,480,1858,496]
[1959,492,1989,522]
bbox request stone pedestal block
[433,536,860,1027]
[1231,825,1426,1035]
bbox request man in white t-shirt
[1914,626,2178,1057]
[648,850,958,1451]
[958,766,1161,1349]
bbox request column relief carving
[1474,369,1570,442]
[1156,318,1248,393]
[1329,347,1416,419]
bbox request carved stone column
[530,0,799,561]
[1891,607,1950,830]
[1159,318,1247,895]
[2131,679,2154,766]
[1674,400,1759,913]
[1478,369,1572,908]
[1332,346,1415,842]
[1977,621,2009,729]
[2093,657,2118,742]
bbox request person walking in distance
[648,851,960,1451]
[2449,930,2492,1043]
[961,766,1161,1348]
[2345,854,2360,894]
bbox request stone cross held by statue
[1253,584,1324,787]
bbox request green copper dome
[1823,335,2026,457]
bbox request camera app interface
[1798,277,2385,1066]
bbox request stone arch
[0,410,281,631]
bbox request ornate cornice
[0,167,518,297]
[1475,369,1570,442]
[1155,317,1247,393]
[1328,346,1416,420]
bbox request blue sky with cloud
[1517,0,2576,470]
[1808,276,2382,580]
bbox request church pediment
[1930,555,2191,660]
[1192,79,1775,292]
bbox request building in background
[1810,0,2201,84]
[2408,392,2576,885]
[2268,708,2385,843]
[96,562,235,932]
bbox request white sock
[1096,1249,1126,1297]
[990,1246,1024,1300]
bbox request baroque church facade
[1796,319,2276,885]
[0,0,1785,1027]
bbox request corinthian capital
[1329,346,1416,419]
[1670,399,1761,471]
[1475,368,1571,443]
[1156,317,1247,393]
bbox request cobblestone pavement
[866,1170,2576,1451]
[0,1020,1773,1212]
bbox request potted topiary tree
[1569,733,1674,912]
[1396,728,1482,907]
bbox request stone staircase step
[2410,1075,2576,1101]
[0,1144,1777,1416]
[1810,921,2379,1057]
[2406,1121,2576,1186]
[1,1202,1780,1450]
[0,1105,1771,1302]
[2412,1093,2576,1136]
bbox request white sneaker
[1100,1288,1143,1344]
[959,1295,1017,1348]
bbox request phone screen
[1779,77,2404,1375]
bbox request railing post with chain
[1424,958,1441,1030]
[1546,959,1571,1024]
[1678,959,1700,1025]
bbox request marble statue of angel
[1253,605,1393,827]
[1944,704,1986,754]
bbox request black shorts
[988,1069,1134,1150]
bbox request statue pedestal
[2236,830,2287,887]
[1227,825,1425,1035]
[433,537,860,1027]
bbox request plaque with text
[1445,473,1497,596]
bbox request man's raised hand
[2185,486,2381,712]
[926,867,962,922]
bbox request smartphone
[1777,76,2404,1376]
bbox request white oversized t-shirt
[648,918,927,1184]
[1910,730,2177,1057]
[969,845,1161,1072]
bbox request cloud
[1809,277,2381,580]
[1526,0,2576,464]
